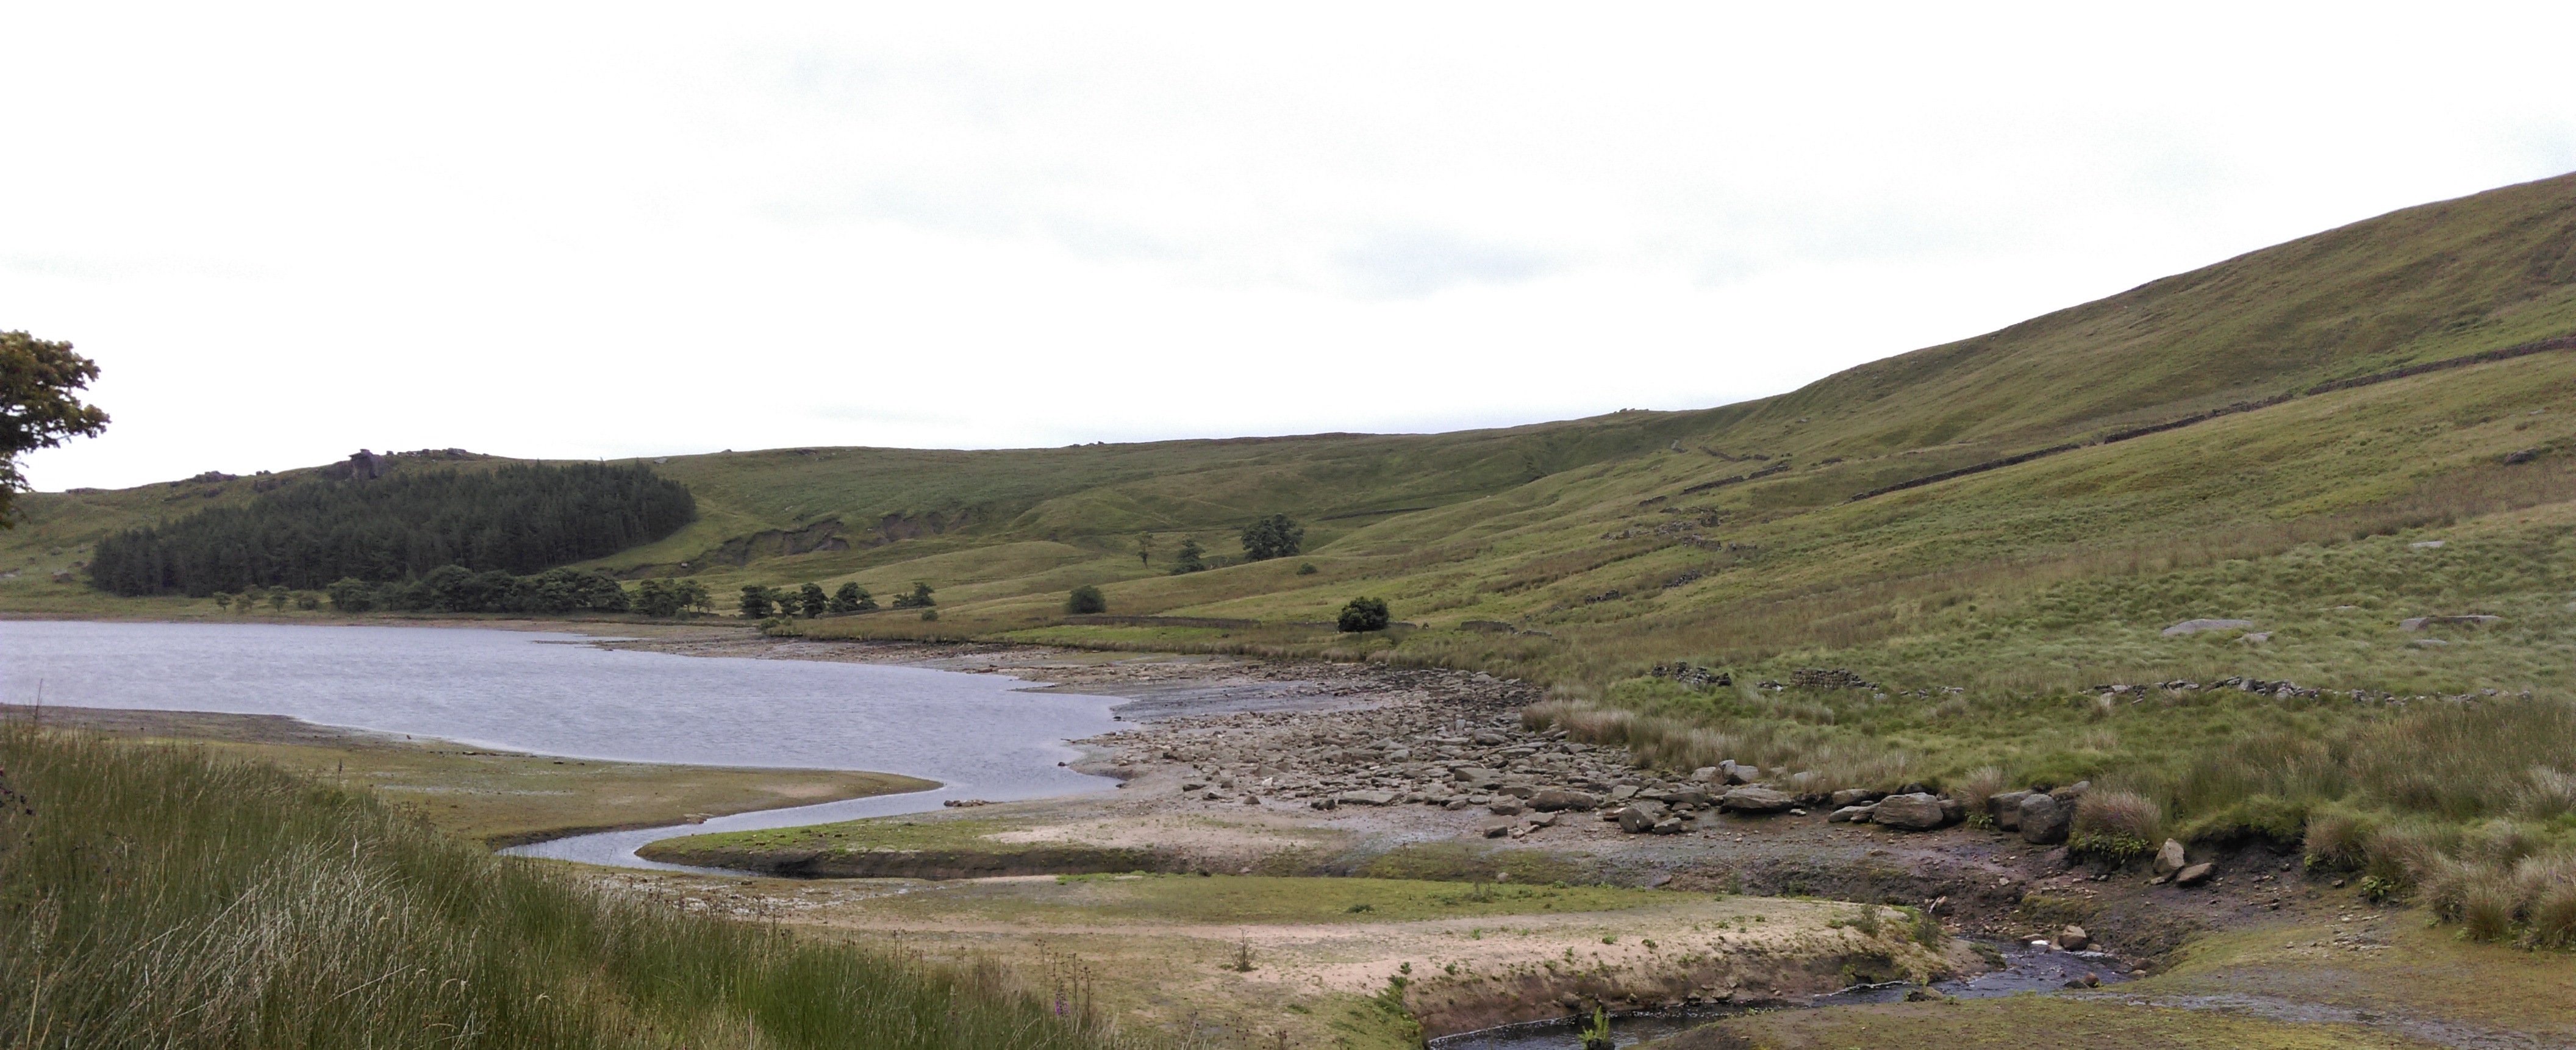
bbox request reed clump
[0,723,1139,1050]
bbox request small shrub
[1337,596,1391,632]
[1953,766,2008,820]
[919,609,940,622]
[1065,585,1106,615]
[1295,563,1318,575]
[2524,880,2576,949]
[2461,880,2518,943]
[2069,831,2153,866]
[2074,790,2163,843]
[2303,809,2379,871]
[2518,766,2576,818]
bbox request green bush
[1337,596,1391,633]
[1065,585,1107,615]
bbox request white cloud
[4,2,2573,488]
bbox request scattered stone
[1987,790,2034,830]
[1719,787,1797,814]
[1488,801,1525,816]
[2059,925,2091,951]
[2064,972,2100,988]
[1618,801,1669,833]
[2175,862,2215,887]
[1830,788,1885,807]
[1651,816,1686,834]
[2018,793,2071,845]
[1872,792,1952,830]
[1828,804,1878,823]
[2163,618,2254,637]
[1690,766,1720,782]
[2399,615,2503,631]
[2243,632,2272,643]
[2154,838,2186,877]
[1483,822,1513,838]
[2503,449,2537,465]
[1336,790,1397,807]
[2409,540,2446,549]
[1609,785,1640,802]
[1530,789,1601,812]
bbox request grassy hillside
[0,723,1141,1050]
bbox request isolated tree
[1337,596,1390,632]
[1239,514,1304,562]
[1168,538,1206,575]
[677,578,712,616]
[1137,532,1151,566]
[798,582,829,618]
[829,581,875,613]
[1066,584,1107,615]
[0,330,110,528]
[892,581,937,609]
[739,585,774,619]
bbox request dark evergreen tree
[1168,538,1206,574]
[829,582,875,613]
[88,461,693,596]
[1239,514,1304,561]
[739,585,774,619]
[798,582,829,618]
[1337,596,1390,632]
[892,582,936,609]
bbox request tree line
[88,461,696,596]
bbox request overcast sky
[7,4,2574,491]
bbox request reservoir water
[0,620,1126,866]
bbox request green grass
[0,724,1145,1050]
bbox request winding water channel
[0,620,1126,866]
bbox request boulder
[1530,789,1601,812]
[1483,822,1513,838]
[2017,794,2071,845]
[1723,765,1759,785]
[1873,792,1952,830]
[2174,862,2214,887]
[2162,618,2254,637]
[1828,804,1878,823]
[2058,925,2091,952]
[1609,785,1640,801]
[1618,801,1669,833]
[1830,788,1885,808]
[1336,790,1398,807]
[1987,790,2034,830]
[1488,801,1525,816]
[1690,766,1721,782]
[1939,796,1965,823]
[1452,766,1498,783]
[1498,784,1537,799]
[2153,838,2187,877]
[1720,787,1797,813]
[1651,816,1685,834]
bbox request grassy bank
[0,724,1137,1050]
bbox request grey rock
[1488,801,1525,816]
[1673,788,1710,807]
[1723,765,1759,785]
[1830,788,1885,807]
[1939,796,1964,823]
[1498,784,1537,799]
[2058,925,2090,952]
[2018,793,2071,845]
[1336,790,1398,807]
[1828,804,1878,823]
[1530,789,1601,812]
[1651,817,1685,834]
[1609,785,1640,801]
[1483,822,1513,838]
[2154,838,2186,876]
[2399,615,2503,631]
[1987,790,2034,830]
[2162,618,2254,637]
[1873,792,1952,830]
[1690,766,1720,782]
[1720,787,1797,813]
[2174,862,2214,887]
[1618,801,1669,833]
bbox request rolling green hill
[9,170,2574,705]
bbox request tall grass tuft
[0,723,1140,1050]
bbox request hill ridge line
[1840,332,2576,504]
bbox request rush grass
[0,724,1140,1050]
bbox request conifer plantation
[87,462,694,597]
